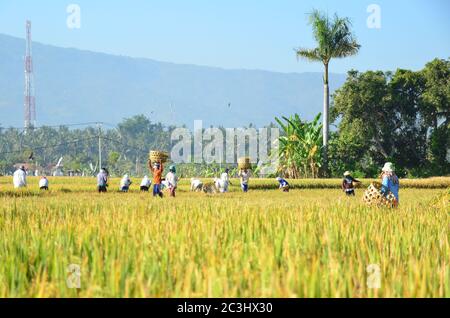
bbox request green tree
[275,113,323,178]
[296,9,360,174]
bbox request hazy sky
[0,0,449,73]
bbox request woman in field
[380,162,400,206]
[140,175,151,192]
[119,174,132,192]
[238,168,251,192]
[165,165,179,197]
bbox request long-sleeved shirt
[13,169,27,188]
[342,176,359,191]
[239,170,251,185]
[381,175,399,202]
[97,172,108,186]
[39,177,49,188]
[166,172,178,187]
[140,176,151,187]
[277,178,289,188]
[120,176,132,188]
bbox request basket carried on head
[363,182,397,208]
[149,150,169,163]
[238,157,251,170]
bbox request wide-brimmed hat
[343,171,351,176]
[382,162,395,172]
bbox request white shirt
[13,169,27,188]
[239,170,250,184]
[140,176,151,187]
[120,176,131,188]
[220,172,229,183]
[166,172,178,187]
[191,179,203,190]
[39,178,49,188]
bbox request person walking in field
[39,176,49,190]
[140,175,151,192]
[380,162,400,206]
[165,165,179,197]
[119,174,132,192]
[238,168,251,192]
[13,165,27,189]
[341,171,360,196]
[190,178,203,192]
[97,168,109,193]
[149,160,164,198]
[276,177,290,192]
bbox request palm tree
[296,10,360,175]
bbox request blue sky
[0,0,449,74]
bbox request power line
[0,121,118,131]
[0,136,98,155]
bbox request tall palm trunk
[322,62,329,175]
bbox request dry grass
[0,177,448,297]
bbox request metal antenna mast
[24,20,36,130]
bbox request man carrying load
[149,160,164,198]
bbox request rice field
[0,176,448,298]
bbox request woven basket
[363,182,397,208]
[238,157,251,170]
[149,150,169,163]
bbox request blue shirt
[381,176,399,202]
[278,178,289,187]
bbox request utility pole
[98,123,102,172]
[135,156,139,176]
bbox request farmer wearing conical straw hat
[380,162,399,206]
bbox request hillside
[0,33,346,128]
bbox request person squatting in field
[97,168,109,193]
[119,174,132,192]
[341,171,361,196]
[165,165,179,197]
[13,165,27,189]
[39,176,49,190]
[380,162,400,206]
[140,175,151,192]
[276,177,290,192]
[149,160,164,198]
[190,178,203,192]
[238,168,251,192]
[214,168,230,193]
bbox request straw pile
[363,182,397,208]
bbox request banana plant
[275,113,323,178]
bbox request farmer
[13,165,27,189]
[380,162,400,206]
[39,176,49,190]
[215,168,230,193]
[119,174,132,192]
[341,171,361,196]
[190,178,203,192]
[165,165,179,197]
[238,168,251,192]
[140,175,151,192]
[149,160,163,198]
[276,177,290,192]
[97,168,109,193]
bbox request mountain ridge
[0,33,346,128]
